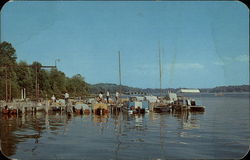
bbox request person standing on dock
[65,92,69,104]
[106,91,110,103]
[98,92,103,102]
[66,99,73,115]
[115,91,119,102]
[51,95,56,102]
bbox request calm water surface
[1,93,249,159]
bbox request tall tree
[66,74,89,97]
[39,70,52,98]
[49,69,67,97]
[0,41,17,66]
[15,61,33,98]
[0,41,18,100]
[0,41,90,101]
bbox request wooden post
[17,104,19,116]
[23,88,26,99]
[45,112,49,129]
[35,65,38,101]
[5,68,8,102]
[45,100,49,114]
[22,104,25,114]
[21,89,23,100]
[38,84,40,101]
[9,80,11,102]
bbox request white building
[178,89,200,93]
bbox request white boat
[122,96,149,114]
[174,89,205,112]
[73,103,91,114]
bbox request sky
[1,1,249,89]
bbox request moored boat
[153,104,171,113]
[73,103,91,114]
[93,103,108,115]
[1,105,19,115]
[2,108,9,114]
[189,105,205,112]
[175,89,205,112]
[122,96,149,114]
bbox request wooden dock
[0,100,63,115]
[0,97,205,117]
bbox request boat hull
[190,106,205,112]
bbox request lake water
[1,93,249,159]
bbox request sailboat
[152,42,172,113]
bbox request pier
[0,95,205,117]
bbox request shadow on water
[0,111,73,158]
[0,109,207,159]
[0,114,19,159]
[2,94,249,159]
[92,114,109,123]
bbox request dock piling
[45,100,49,113]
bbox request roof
[178,89,200,93]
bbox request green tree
[15,61,33,98]
[0,41,90,101]
[49,69,67,98]
[39,70,52,98]
[0,41,17,66]
[0,41,18,100]
[66,74,89,97]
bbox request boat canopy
[144,96,158,103]
[167,93,178,101]
[178,89,200,93]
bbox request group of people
[51,92,69,104]
[98,91,119,103]
[51,91,119,104]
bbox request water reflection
[0,112,72,157]
[172,110,202,129]
[1,114,19,156]
[92,114,109,123]
[2,95,249,159]
[113,112,123,160]
[1,110,204,159]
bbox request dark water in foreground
[1,93,249,159]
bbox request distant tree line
[90,83,250,94]
[90,83,181,94]
[200,85,250,93]
[0,41,89,101]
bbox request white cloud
[214,54,249,66]
[168,63,204,70]
[214,61,225,66]
[126,64,158,75]
[235,54,249,62]
[127,62,204,78]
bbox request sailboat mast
[118,51,122,94]
[159,42,162,97]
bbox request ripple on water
[2,95,250,160]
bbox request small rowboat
[2,109,9,114]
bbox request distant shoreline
[90,83,250,94]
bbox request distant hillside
[89,83,250,94]
[89,83,140,94]
[201,85,250,93]
[89,83,179,94]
